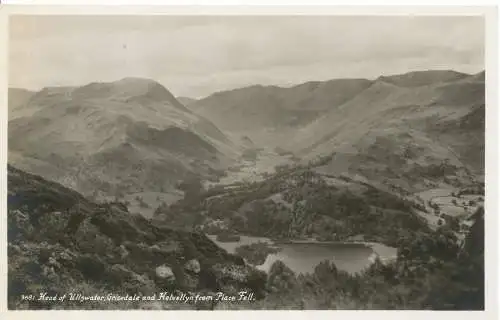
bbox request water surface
[207,235,396,275]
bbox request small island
[235,241,282,265]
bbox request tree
[178,177,204,202]
[91,189,99,201]
[464,206,484,255]
[135,195,149,208]
[242,148,258,161]
[274,163,291,174]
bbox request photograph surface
[6,13,487,310]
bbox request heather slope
[7,165,266,310]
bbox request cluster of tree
[175,177,205,205]
[274,163,293,174]
[156,165,434,248]
[134,195,149,208]
[274,147,294,157]
[242,148,259,161]
[457,184,485,197]
[428,200,441,215]
[186,170,428,246]
[234,242,281,265]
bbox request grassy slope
[289,72,484,193]
[8,78,240,198]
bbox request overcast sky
[9,15,485,98]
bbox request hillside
[8,78,241,199]
[153,162,484,310]
[190,79,372,146]
[154,167,434,248]
[156,87,485,259]
[376,70,469,87]
[8,88,36,120]
[7,68,486,310]
[150,69,486,244]
[7,165,267,310]
[289,71,485,192]
[177,96,197,106]
[8,164,484,310]
[219,207,484,310]
[189,70,484,194]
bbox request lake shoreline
[275,239,398,263]
[207,233,398,271]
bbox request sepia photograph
[3,7,493,312]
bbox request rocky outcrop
[185,259,201,274]
[7,165,266,310]
[155,265,175,280]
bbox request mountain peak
[70,77,190,111]
[115,76,161,86]
[377,69,470,87]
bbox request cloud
[9,15,484,98]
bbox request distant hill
[188,69,484,190]
[8,69,485,205]
[8,78,241,198]
[177,96,197,106]
[286,71,485,191]
[190,79,372,146]
[8,88,36,119]
[376,70,469,87]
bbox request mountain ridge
[189,69,481,147]
[8,77,241,200]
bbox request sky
[9,15,485,98]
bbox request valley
[7,68,486,310]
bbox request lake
[207,235,397,275]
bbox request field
[98,191,184,218]
[414,187,484,229]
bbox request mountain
[155,69,485,251]
[190,79,373,146]
[8,68,486,310]
[9,70,484,206]
[7,165,267,310]
[177,96,197,106]
[289,70,485,191]
[8,88,36,120]
[8,78,241,199]
[187,70,484,191]
[376,70,469,87]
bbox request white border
[0,4,498,320]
